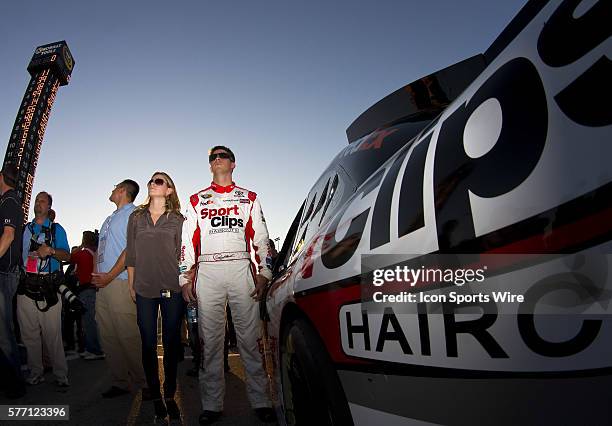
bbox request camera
[29,239,43,252]
[58,283,85,314]
[28,225,53,254]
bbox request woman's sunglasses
[209,152,232,162]
[148,178,167,186]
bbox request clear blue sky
[0,0,526,248]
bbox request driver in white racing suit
[180,145,275,424]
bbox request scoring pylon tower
[2,41,74,220]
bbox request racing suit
[180,182,273,411]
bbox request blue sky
[0,0,526,248]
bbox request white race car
[262,0,611,424]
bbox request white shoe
[84,352,106,360]
[79,351,93,358]
[26,374,45,385]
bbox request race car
[261,0,612,424]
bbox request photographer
[17,191,71,387]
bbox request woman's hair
[136,171,182,216]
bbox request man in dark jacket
[0,163,25,398]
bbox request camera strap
[27,221,57,273]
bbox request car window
[335,118,434,189]
[289,167,354,264]
[274,201,304,275]
[300,192,317,226]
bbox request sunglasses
[148,178,167,186]
[209,152,232,163]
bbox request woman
[126,172,184,421]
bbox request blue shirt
[22,218,70,273]
[97,203,135,280]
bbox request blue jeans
[136,292,185,398]
[78,287,103,355]
[0,271,23,385]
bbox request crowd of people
[0,145,279,424]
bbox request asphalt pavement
[0,347,278,426]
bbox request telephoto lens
[58,284,85,313]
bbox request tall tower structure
[3,40,74,220]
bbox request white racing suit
[180,182,273,411]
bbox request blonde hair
[136,171,182,217]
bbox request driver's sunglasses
[209,152,232,163]
[148,178,167,186]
